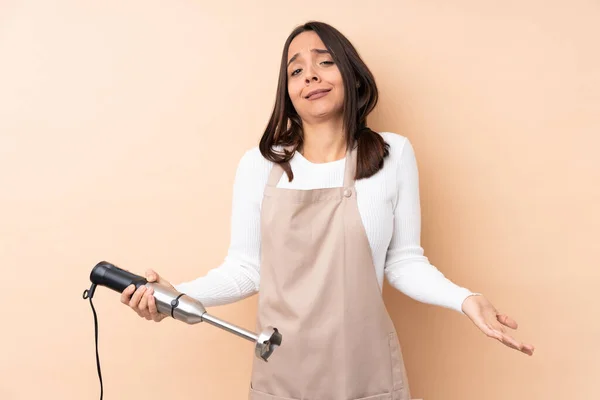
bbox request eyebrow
[287,48,331,67]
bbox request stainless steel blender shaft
[201,314,256,342]
[147,282,282,361]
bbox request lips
[305,88,331,99]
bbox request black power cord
[83,284,103,400]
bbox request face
[286,31,345,123]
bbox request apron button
[343,188,352,197]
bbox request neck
[299,117,347,163]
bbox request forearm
[385,259,474,314]
[173,257,259,307]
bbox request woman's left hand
[461,294,535,356]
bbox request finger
[485,323,534,355]
[129,285,146,308]
[147,290,162,322]
[520,345,535,356]
[488,321,506,335]
[497,313,518,329]
[507,338,535,355]
[479,318,507,341]
[478,321,503,340]
[487,327,517,348]
[138,289,151,319]
[146,269,159,283]
[496,332,528,354]
[120,284,136,304]
[526,343,536,355]
[492,317,534,355]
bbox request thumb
[145,269,160,283]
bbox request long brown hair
[258,21,389,181]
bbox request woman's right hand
[120,269,174,323]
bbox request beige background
[1,1,598,399]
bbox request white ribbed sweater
[174,132,475,314]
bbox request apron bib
[249,141,411,400]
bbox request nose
[304,66,320,85]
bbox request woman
[121,21,535,399]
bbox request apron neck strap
[267,163,286,187]
[343,140,358,188]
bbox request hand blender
[82,261,282,399]
[84,261,282,359]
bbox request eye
[290,68,302,77]
[320,61,334,65]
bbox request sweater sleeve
[173,149,265,307]
[384,138,475,314]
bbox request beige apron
[249,141,411,400]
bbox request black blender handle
[90,261,148,293]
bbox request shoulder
[378,131,414,167]
[233,145,275,185]
[379,131,410,152]
[239,146,273,169]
